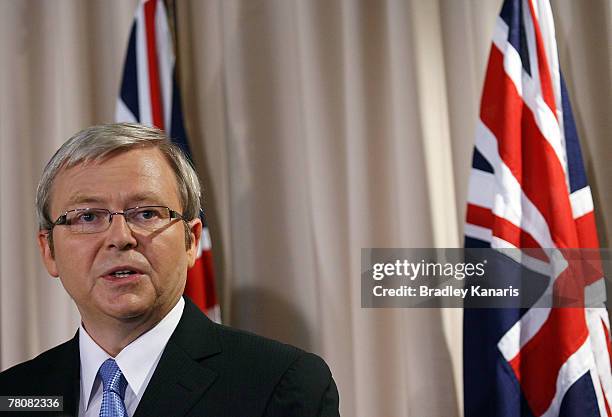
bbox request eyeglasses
[51,206,185,234]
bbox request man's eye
[137,209,161,220]
[74,211,99,223]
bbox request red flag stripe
[466,204,548,261]
[466,204,494,229]
[526,0,557,118]
[575,212,601,248]
[184,258,207,309]
[200,250,218,307]
[603,319,612,376]
[143,0,165,130]
[603,386,612,417]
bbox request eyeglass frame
[49,205,186,234]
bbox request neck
[80,305,175,356]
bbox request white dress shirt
[78,297,185,417]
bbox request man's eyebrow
[125,192,167,206]
[65,194,106,207]
[64,192,168,208]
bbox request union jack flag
[116,0,220,322]
[464,0,611,416]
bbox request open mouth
[103,269,142,281]
[111,270,136,278]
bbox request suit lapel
[133,298,222,417]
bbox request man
[0,123,339,417]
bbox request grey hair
[36,123,201,236]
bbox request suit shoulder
[213,323,336,384]
[215,323,335,378]
[172,302,341,415]
[214,322,303,359]
[208,322,340,415]
[208,321,333,383]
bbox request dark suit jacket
[0,298,340,417]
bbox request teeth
[112,270,134,276]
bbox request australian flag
[116,0,220,322]
[463,0,611,416]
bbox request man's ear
[37,231,59,277]
[186,218,203,268]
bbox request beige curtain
[1,1,610,416]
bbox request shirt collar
[79,297,185,410]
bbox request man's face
[37,147,201,326]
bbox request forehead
[49,147,180,213]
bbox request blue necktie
[98,358,128,417]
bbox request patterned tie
[98,358,128,417]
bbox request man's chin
[102,295,155,321]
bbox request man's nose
[105,213,138,249]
